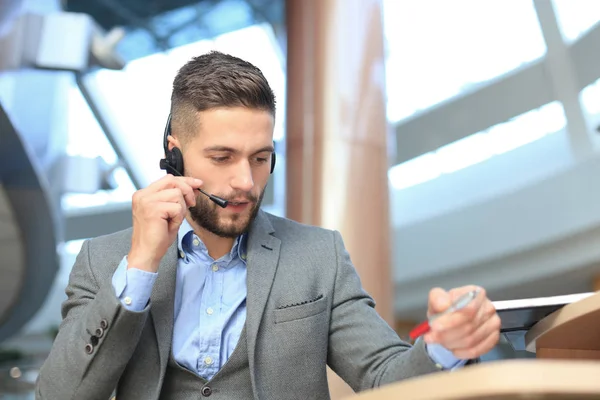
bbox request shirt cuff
[426,343,468,370]
[111,256,158,312]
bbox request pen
[408,289,480,340]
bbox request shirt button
[204,356,213,365]
[124,297,132,305]
[206,307,214,315]
[212,264,219,272]
[193,239,200,246]
[179,250,185,259]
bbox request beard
[189,186,266,238]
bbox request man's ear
[167,134,182,152]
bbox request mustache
[198,191,258,203]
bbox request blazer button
[100,319,109,330]
[201,385,212,397]
[95,327,104,338]
[85,344,94,354]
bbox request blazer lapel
[150,240,178,376]
[245,211,281,396]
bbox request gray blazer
[35,210,443,400]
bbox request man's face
[174,107,274,238]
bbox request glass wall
[383,0,547,124]
[383,0,600,191]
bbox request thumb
[427,287,452,317]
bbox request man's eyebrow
[253,145,275,154]
[203,145,275,154]
[203,146,237,153]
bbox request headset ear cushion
[168,147,185,176]
[270,152,276,174]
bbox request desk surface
[525,290,600,354]
[347,359,600,400]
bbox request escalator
[0,103,61,343]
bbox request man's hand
[128,175,203,273]
[423,285,500,360]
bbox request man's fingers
[137,189,186,215]
[448,285,485,303]
[144,176,201,207]
[451,316,501,359]
[155,202,185,224]
[144,188,186,203]
[134,188,188,225]
[429,288,485,332]
[427,287,452,317]
[149,175,203,191]
[437,302,498,349]
[424,286,488,346]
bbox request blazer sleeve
[326,230,443,392]
[35,239,150,400]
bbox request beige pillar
[286,0,393,397]
[594,275,600,292]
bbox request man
[36,51,500,400]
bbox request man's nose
[230,161,254,192]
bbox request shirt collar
[177,218,247,262]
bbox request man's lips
[225,200,252,209]
[227,199,251,206]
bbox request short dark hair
[170,50,276,143]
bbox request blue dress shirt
[112,219,464,379]
[112,219,247,380]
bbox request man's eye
[212,157,229,163]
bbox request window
[61,85,135,209]
[389,102,566,190]
[382,0,547,123]
[580,78,600,116]
[552,0,600,42]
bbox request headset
[159,113,276,208]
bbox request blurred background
[2,0,600,398]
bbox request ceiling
[0,0,23,37]
[63,0,285,61]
